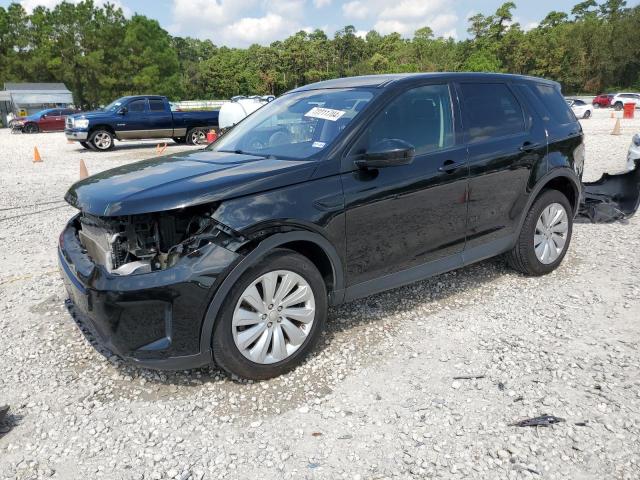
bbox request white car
[566,99,593,119]
[628,133,640,171]
[611,93,640,111]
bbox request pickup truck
[65,95,219,151]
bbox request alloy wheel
[534,202,569,264]
[93,132,112,150]
[232,270,316,365]
[191,129,206,144]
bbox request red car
[13,107,79,133]
[592,94,614,109]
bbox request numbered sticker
[304,107,346,122]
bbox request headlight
[75,119,89,129]
[633,134,640,147]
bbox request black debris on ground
[511,414,565,427]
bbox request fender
[514,167,581,239]
[199,230,345,355]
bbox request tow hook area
[578,159,640,223]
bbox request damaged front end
[578,159,640,223]
[76,205,245,276]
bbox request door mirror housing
[40,114,47,119]
[355,139,415,169]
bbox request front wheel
[23,123,39,134]
[186,127,206,145]
[89,129,114,151]
[507,190,573,276]
[583,110,592,119]
[212,249,327,380]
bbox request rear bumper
[58,216,240,370]
[65,129,88,141]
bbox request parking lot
[0,109,639,479]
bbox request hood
[65,150,317,216]
[70,110,110,121]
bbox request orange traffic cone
[79,159,89,180]
[33,147,42,163]
[156,143,167,154]
[611,118,621,135]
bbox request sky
[3,0,640,48]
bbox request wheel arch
[516,169,581,236]
[89,124,116,136]
[199,230,345,355]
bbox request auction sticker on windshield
[304,107,346,122]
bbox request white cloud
[221,13,301,45]
[342,1,369,20]
[313,0,331,7]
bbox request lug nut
[261,314,267,320]
[277,306,282,311]
[277,317,282,323]
[267,322,273,328]
[268,304,274,310]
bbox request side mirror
[355,139,415,169]
[118,107,128,115]
[41,114,47,119]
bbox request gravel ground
[0,110,639,480]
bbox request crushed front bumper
[58,216,240,370]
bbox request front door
[116,98,149,139]
[341,83,469,287]
[456,81,548,251]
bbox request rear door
[148,98,174,138]
[117,98,149,139]
[341,82,469,287]
[457,81,547,251]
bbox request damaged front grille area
[76,205,242,276]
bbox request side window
[459,83,525,143]
[353,84,454,156]
[528,83,576,126]
[149,99,165,112]
[127,99,147,113]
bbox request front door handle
[438,160,465,173]
[520,141,542,152]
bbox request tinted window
[149,99,165,112]
[460,83,525,143]
[528,83,575,126]
[61,109,74,115]
[574,100,585,106]
[127,99,147,112]
[354,84,454,156]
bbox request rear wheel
[186,127,206,145]
[507,190,573,276]
[212,249,327,380]
[614,102,623,111]
[23,123,39,134]
[89,129,114,151]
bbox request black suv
[59,73,584,379]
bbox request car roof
[289,72,560,93]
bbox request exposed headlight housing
[75,118,89,129]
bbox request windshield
[103,98,126,112]
[210,88,375,160]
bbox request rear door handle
[520,141,542,152]
[438,160,466,173]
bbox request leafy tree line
[0,0,638,108]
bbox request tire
[23,123,39,134]
[172,137,186,144]
[79,141,91,150]
[89,129,114,151]
[186,127,206,145]
[583,110,591,119]
[614,102,623,111]
[212,249,327,380]
[506,189,573,276]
